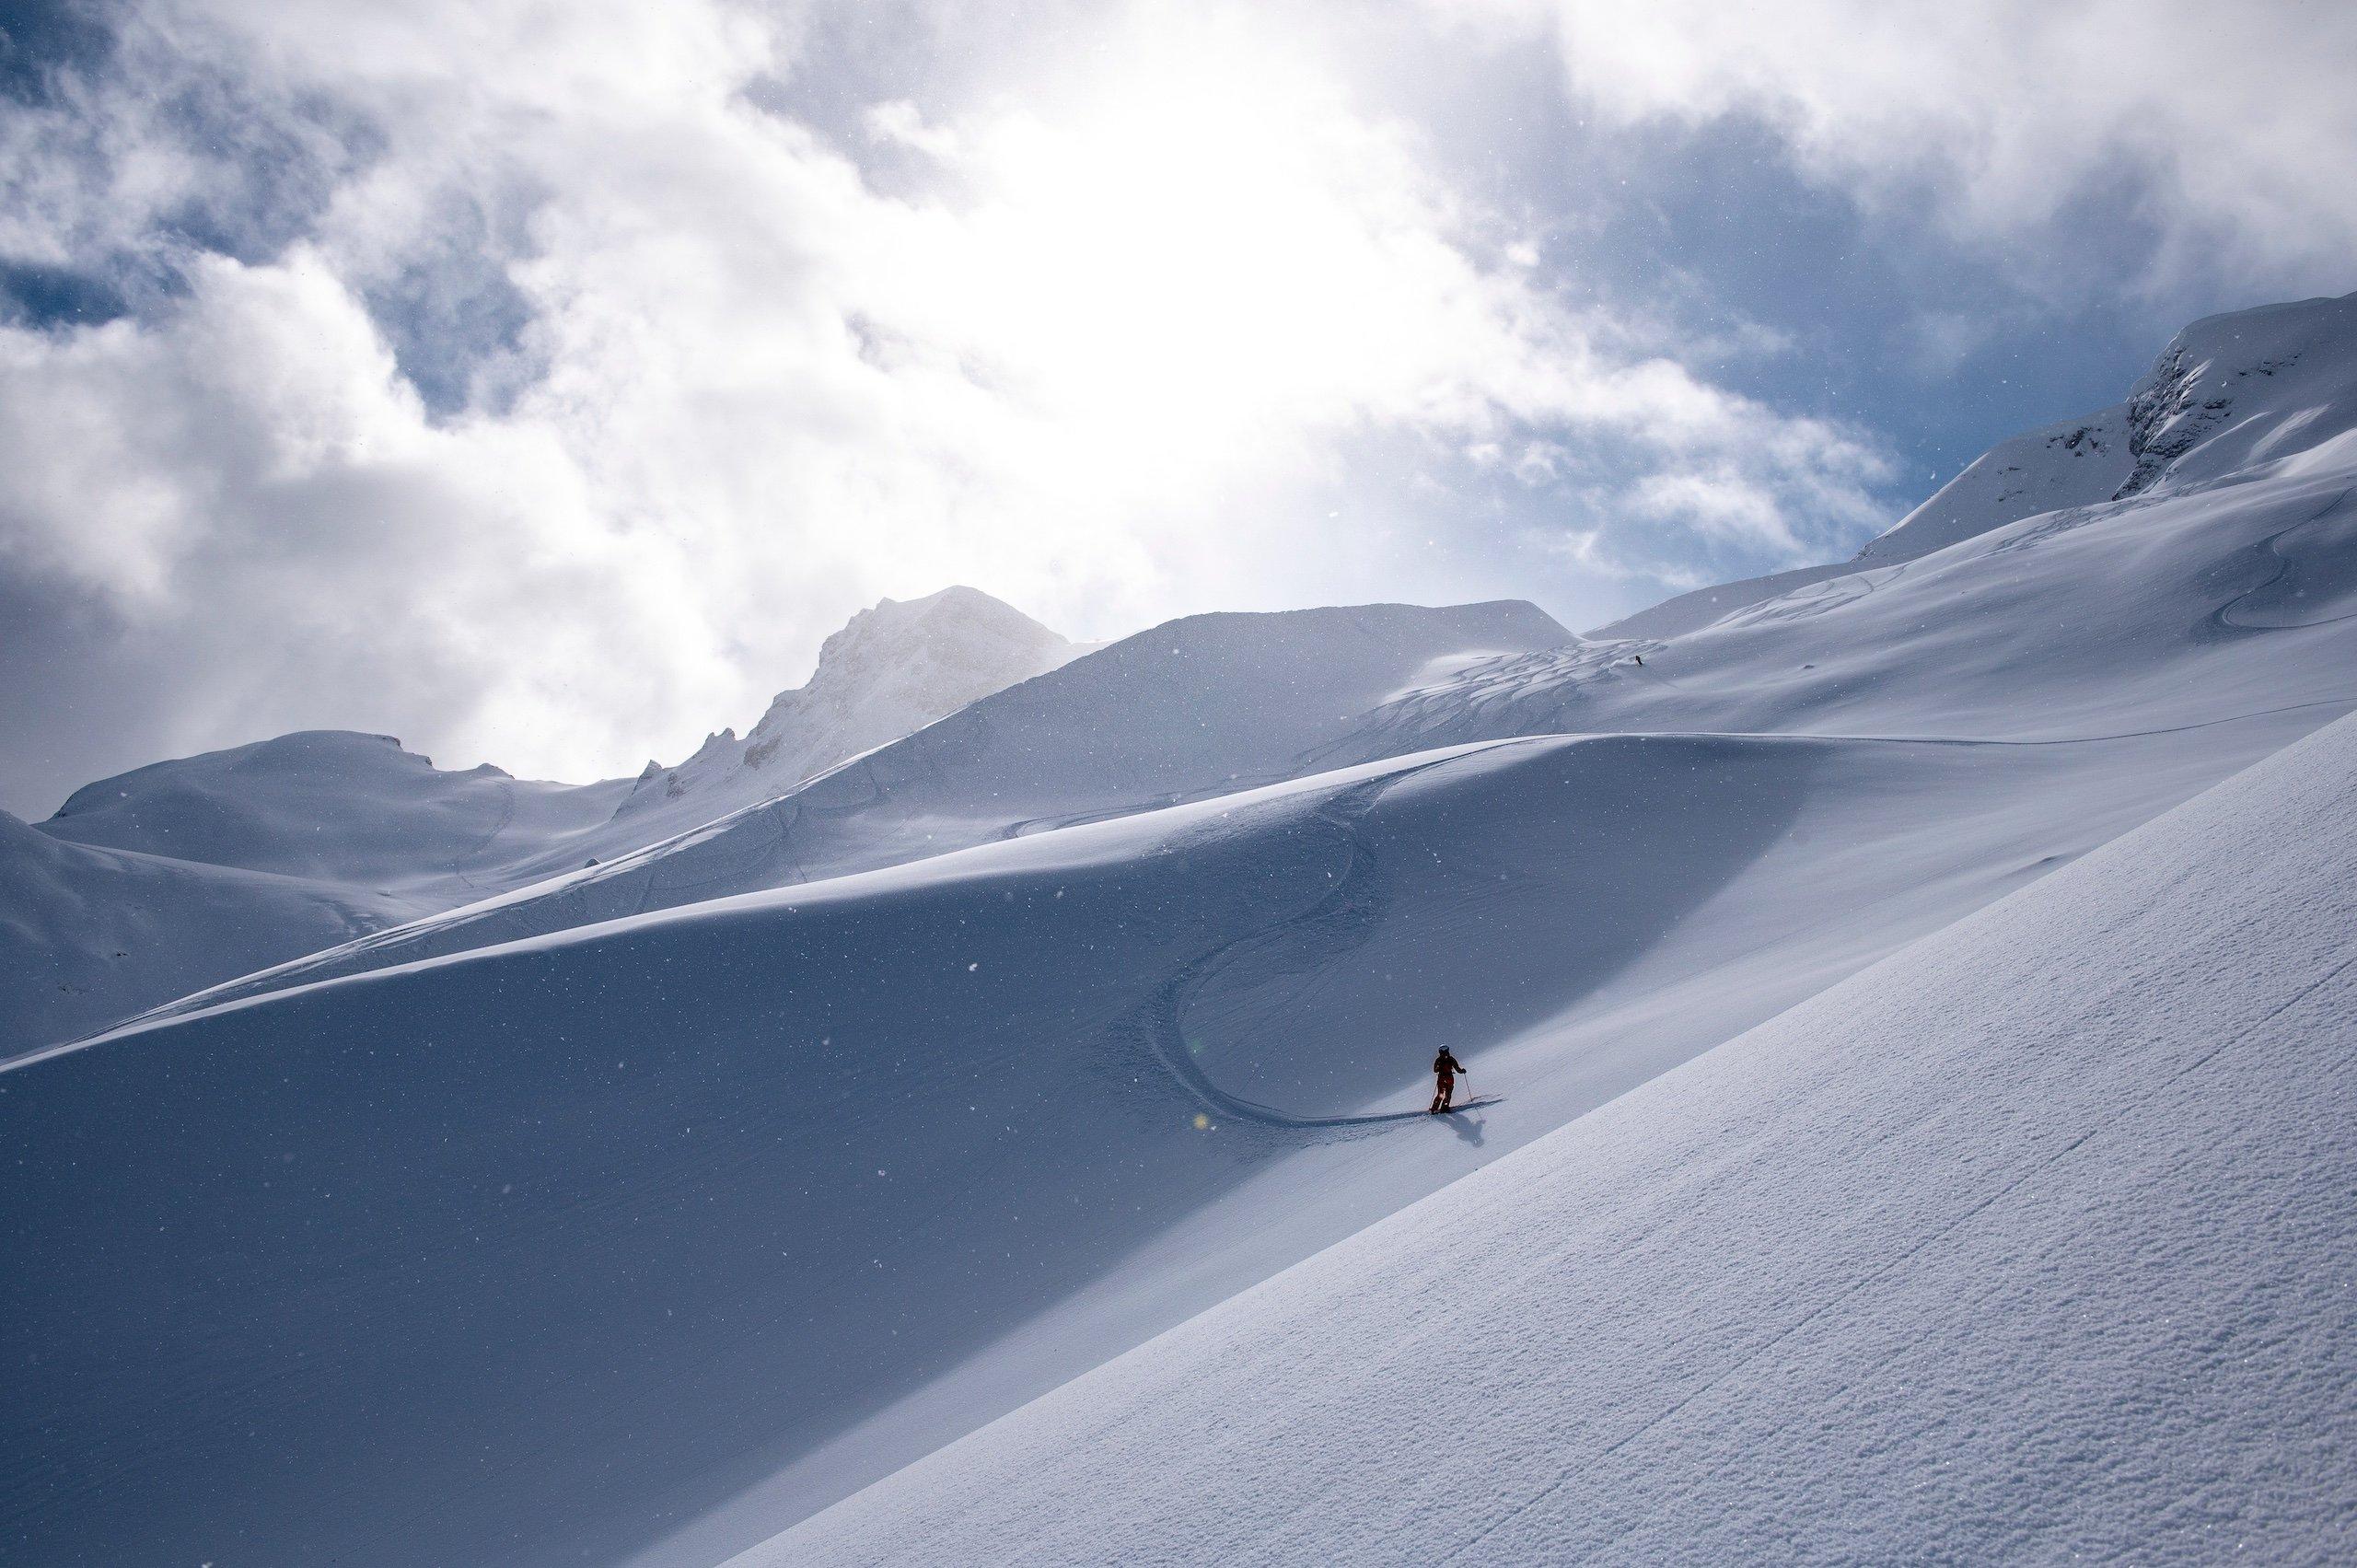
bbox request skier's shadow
[1445,1109,1487,1147]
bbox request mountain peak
[616,588,1084,823]
[795,586,1069,705]
[2113,289,2357,497]
[1592,289,2357,642]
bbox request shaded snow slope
[757,710,2357,1568]
[8,730,625,1056]
[41,729,625,895]
[110,600,1572,1028]
[9,294,2357,1568]
[628,703,2328,1568]
[0,809,401,1059]
[1,689,2331,1568]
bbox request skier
[1632,653,1644,668]
[1430,1046,1466,1113]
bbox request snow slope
[6,709,2305,1568]
[1349,304,2357,763]
[3,732,630,1058]
[754,703,2357,1568]
[0,807,402,1058]
[1587,406,2134,641]
[1588,289,2357,644]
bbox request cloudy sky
[2,0,2352,813]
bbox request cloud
[0,0,1901,809]
[1501,0,2357,296]
[1627,471,1803,557]
[0,249,722,780]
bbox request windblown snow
[5,293,2356,1568]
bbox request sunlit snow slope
[762,706,2357,1568]
[1587,402,2134,642]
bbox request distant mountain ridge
[101,598,1578,1028]
[17,295,2357,1061]
[6,587,1085,1056]
[1593,289,2357,642]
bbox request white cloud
[0,250,723,778]
[1627,471,1801,556]
[1497,0,2357,296]
[0,0,1899,800]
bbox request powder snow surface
[758,708,2357,1568]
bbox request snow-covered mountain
[6,732,627,1056]
[108,296,2357,1047]
[1591,290,2357,643]
[3,587,1080,1057]
[1591,406,2134,641]
[5,293,2354,1567]
[607,585,1086,838]
[40,729,629,894]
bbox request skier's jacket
[1433,1049,1463,1078]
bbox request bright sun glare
[877,21,1527,484]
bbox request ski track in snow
[446,773,517,892]
[1140,747,1505,1134]
[2212,485,2357,632]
